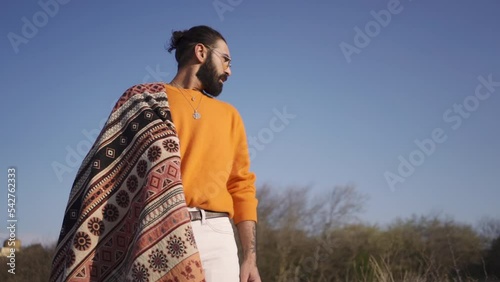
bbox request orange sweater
[164,84,258,224]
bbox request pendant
[193,111,201,119]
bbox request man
[164,25,261,281]
[49,25,260,282]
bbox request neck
[170,67,203,91]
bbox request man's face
[196,40,231,97]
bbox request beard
[196,53,226,97]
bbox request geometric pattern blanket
[49,83,206,281]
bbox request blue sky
[1,0,499,245]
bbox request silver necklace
[170,82,204,120]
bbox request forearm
[236,220,257,264]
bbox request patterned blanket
[50,83,206,281]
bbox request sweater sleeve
[227,109,258,224]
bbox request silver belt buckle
[188,208,203,221]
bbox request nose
[225,66,231,77]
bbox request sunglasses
[204,45,232,70]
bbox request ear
[194,43,208,64]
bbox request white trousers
[188,208,240,281]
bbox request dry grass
[0,243,54,282]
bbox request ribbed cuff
[232,199,258,225]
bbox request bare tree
[476,216,500,243]
[315,184,368,233]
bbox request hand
[236,221,261,281]
[240,259,261,282]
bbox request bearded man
[50,25,260,282]
[165,25,261,282]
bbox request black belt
[189,210,229,221]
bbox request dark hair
[167,25,226,67]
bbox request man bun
[167,30,186,53]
